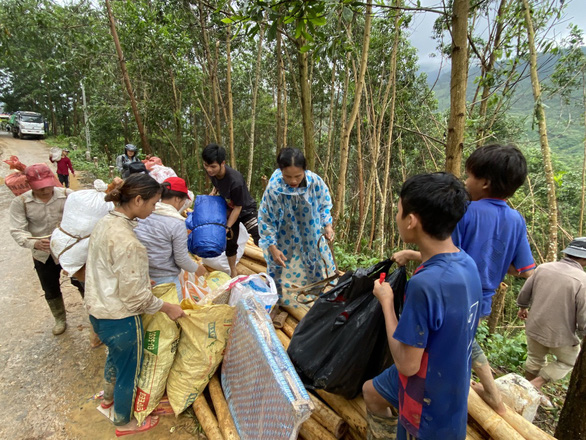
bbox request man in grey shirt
[517,237,586,389]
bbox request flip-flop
[100,400,114,409]
[115,416,159,437]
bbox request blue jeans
[90,315,143,426]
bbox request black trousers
[226,211,260,257]
[33,258,84,301]
[57,174,70,188]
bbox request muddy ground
[0,133,201,439]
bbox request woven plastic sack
[166,299,234,416]
[134,283,181,424]
[201,223,249,272]
[3,155,26,171]
[222,296,314,440]
[50,182,114,275]
[4,172,31,196]
[186,195,227,258]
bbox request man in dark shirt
[202,144,260,276]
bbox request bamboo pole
[238,257,267,274]
[502,404,556,440]
[348,395,366,419]
[208,375,240,440]
[466,424,486,440]
[467,388,524,440]
[236,263,255,276]
[243,245,265,263]
[280,303,308,323]
[308,393,348,439]
[282,318,297,339]
[299,416,338,440]
[275,329,290,349]
[316,390,368,439]
[192,394,224,440]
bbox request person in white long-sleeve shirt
[135,177,206,301]
[85,174,184,436]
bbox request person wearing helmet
[116,144,140,178]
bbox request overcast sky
[403,0,586,72]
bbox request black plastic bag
[287,259,407,399]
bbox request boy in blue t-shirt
[363,173,482,440]
[394,144,535,415]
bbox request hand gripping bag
[186,195,227,258]
[134,283,181,424]
[287,260,407,399]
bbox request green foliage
[476,322,527,371]
[333,243,380,272]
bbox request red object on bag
[5,172,31,196]
[3,155,26,172]
[379,272,386,284]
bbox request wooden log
[281,303,309,323]
[299,416,338,440]
[208,374,240,440]
[316,390,368,439]
[282,318,297,338]
[308,393,347,439]
[238,257,267,273]
[348,395,366,419]
[275,329,290,349]
[502,404,556,440]
[285,315,299,329]
[466,424,486,440]
[192,394,224,440]
[467,388,524,440]
[243,245,266,263]
[236,263,256,276]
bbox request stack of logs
[193,242,556,440]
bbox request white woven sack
[149,165,177,183]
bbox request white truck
[9,111,46,139]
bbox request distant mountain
[424,49,586,157]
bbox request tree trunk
[476,0,507,147]
[522,0,558,262]
[276,24,284,153]
[247,24,264,187]
[555,335,586,439]
[226,24,235,167]
[445,0,469,176]
[488,282,508,333]
[105,0,151,154]
[297,36,315,170]
[578,75,586,237]
[376,1,400,258]
[333,0,373,223]
[324,63,338,188]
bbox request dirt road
[0,133,199,439]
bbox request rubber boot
[367,410,397,440]
[47,297,67,335]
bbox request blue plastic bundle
[186,195,228,258]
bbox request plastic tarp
[222,295,313,440]
[186,195,227,258]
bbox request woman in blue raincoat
[258,148,336,294]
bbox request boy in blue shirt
[363,173,482,440]
[394,144,535,415]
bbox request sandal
[115,416,160,437]
[100,400,114,409]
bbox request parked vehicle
[0,114,9,132]
[10,111,45,139]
